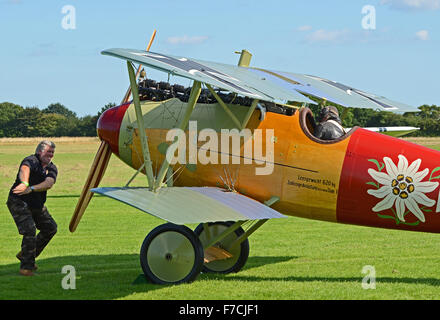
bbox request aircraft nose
[96,102,130,156]
[337,128,440,233]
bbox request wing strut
[206,84,243,129]
[154,80,202,191]
[205,84,260,130]
[227,196,279,250]
[127,61,156,189]
[241,99,259,129]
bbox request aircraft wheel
[140,223,204,285]
[195,221,249,274]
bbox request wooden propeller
[69,30,157,232]
[121,29,156,104]
[69,140,112,232]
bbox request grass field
[1,137,440,300]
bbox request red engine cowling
[96,103,130,156]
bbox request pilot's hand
[12,184,31,195]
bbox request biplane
[69,34,440,285]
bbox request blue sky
[0,0,438,116]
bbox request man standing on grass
[6,140,58,276]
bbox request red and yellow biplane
[69,33,439,285]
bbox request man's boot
[19,269,35,276]
[16,251,38,271]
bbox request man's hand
[12,183,31,195]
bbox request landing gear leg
[194,221,250,274]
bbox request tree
[72,115,98,137]
[97,102,116,118]
[16,107,43,137]
[42,103,77,119]
[34,113,67,137]
[0,102,24,137]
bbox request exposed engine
[137,78,296,116]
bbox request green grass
[1,138,440,300]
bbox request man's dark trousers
[6,195,57,269]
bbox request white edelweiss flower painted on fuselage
[367,154,439,223]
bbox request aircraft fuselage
[97,99,440,233]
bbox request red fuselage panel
[338,128,440,232]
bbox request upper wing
[91,186,286,224]
[102,48,418,112]
[102,48,313,104]
[251,69,417,112]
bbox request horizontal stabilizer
[357,126,420,137]
[91,186,286,224]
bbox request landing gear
[140,223,204,285]
[194,221,250,274]
[140,221,253,284]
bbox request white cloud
[300,27,430,45]
[415,29,430,40]
[167,35,209,45]
[296,25,313,32]
[303,29,352,44]
[380,0,440,11]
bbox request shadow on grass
[0,254,161,299]
[47,195,81,198]
[201,256,440,287]
[2,253,438,300]
[0,254,295,299]
[214,275,440,287]
[131,255,298,285]
[199,257,440,286]
[47,194,107,199]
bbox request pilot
[314,106,346,140]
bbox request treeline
[1,101,439,137]
[0,102,115,137]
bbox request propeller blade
[71,30,156,232]
[69,141,112,232]
[120,29,157,104]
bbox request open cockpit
[299,107,356,143]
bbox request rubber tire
[140,223,204,285]
[194,221,249,274]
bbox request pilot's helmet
[319,106,339,121]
